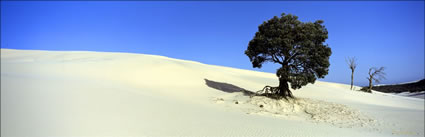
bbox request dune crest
[1,49,423,137]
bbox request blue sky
[1,1,424,86]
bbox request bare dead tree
[346,57,357,90]
[366,67,386,93]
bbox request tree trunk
[350,70,354,90]
[275,65,294,99]
[368,78,373,93]
[278,77,293,99]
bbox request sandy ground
[1,49,424,137]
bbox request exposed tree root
[255,85,295,100]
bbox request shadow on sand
[204,79,255,96]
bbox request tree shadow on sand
[204,79,290,100]
[204,79,256,96]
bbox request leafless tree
[365,67,386,92]
[346,57,357,90]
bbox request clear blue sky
[1,1,424,86]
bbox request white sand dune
[1,49,424,137]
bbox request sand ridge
[1,49,423,137]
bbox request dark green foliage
[245,13,332,98]
[369,79,425,93]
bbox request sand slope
[1,49,423,137]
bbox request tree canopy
[245,13,331,98]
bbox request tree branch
[284,51,299,64]
[346,57,357,70]
[272,54,284,65]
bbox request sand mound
[294,98,377,128]
[216,95,378,129]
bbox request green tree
[245,13,332,99]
